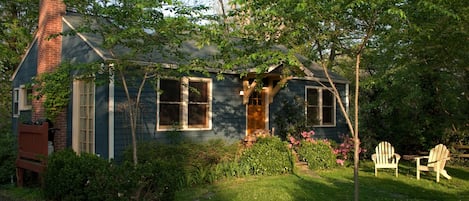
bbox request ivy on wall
[32,62,104,121]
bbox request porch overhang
[241,74,293,105]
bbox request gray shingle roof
[62,12,348,83]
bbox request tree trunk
[354,53,361,201]
[119,70,138,165]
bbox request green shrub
[43,149,109,201]
[134,160,186,201]
[44,148,187,201]
[123,140,240,187]
[84,161,137,201]
[297,140,336,170]
[0,132,15,184]
[239,136,293,175]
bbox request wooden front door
[247,90,266,135]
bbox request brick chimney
[33,0,67,150]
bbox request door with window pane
[247,90,266,135]
[72,80,95,154]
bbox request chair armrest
[414,156,429,160]
[394,153,401,162]
[415,156,428,166]
[371,154,376,162]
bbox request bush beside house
[43,135,345,201]
[0,132,15,185]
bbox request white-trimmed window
[157,77,212,130]
[306,86,336,127]
[72,80,95,154]
[13,85,33,117]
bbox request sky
[180,0,230,15]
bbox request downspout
[345,83,350,114]
[108,64,115,160]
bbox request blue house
[11,1,350,160]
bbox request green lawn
[1,161,468,201]
[175,161,469,201]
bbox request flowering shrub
[334,134,367,166]
[289,130,337,170]
[288,130,319,149]
[240,136,294,175]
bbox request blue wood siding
[11,39,38,136]
[61,22,107,157]
[270,79,349,141]
[112,73,246,160]
[94,84,109,158]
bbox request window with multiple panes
[306,87,335,126]
[13,89,19,117]
[72,80,95,154]
[158,77,211,130]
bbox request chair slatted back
[375,141,396,164]
[428,144,449,169]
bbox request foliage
[272,97,308,140]
[32,64,72,121]
[0,132,15,184]
[83,161,136,201]
[239,136,293,175]
[43,148,187,201]
[289,131,337,169]
[32,62,99,121]
[123,139,241,187]
[297,140,337,170]
[43,149,109,201]
[359,0,469,153]
[0,0,39,81]
[0,1,39,150]
[334,134,367,166]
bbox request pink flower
[289,136,299,146]
[336,159,345,166]
[333,149,339,155]
[301,131,310,139]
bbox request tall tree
[201,0,407,200]
[359,0,469,152]
[0,0,39,184]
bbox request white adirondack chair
[371,141,401,177]
[415,144,452,182]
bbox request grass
[1,161,468,201]
[0,184,43,201]
[175,161,469,201]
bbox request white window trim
[305,86,336,127]
[157,77,212,131]
[19,85,32,111]
[13,85,33,118]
